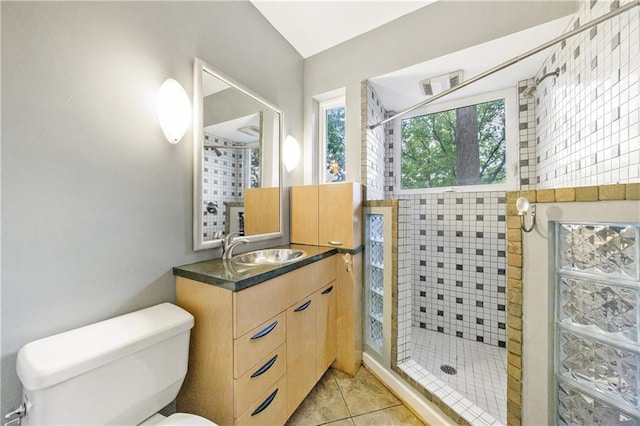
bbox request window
[319,97,346,183]
[397,89,516,192]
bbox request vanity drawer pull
[250,321,278,340]
[293,300,311,312]
[328,241,343,246]
[321,286,334,295]
[250,354,278,378]
[251,388,279,416]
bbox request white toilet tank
[16,303,194,426]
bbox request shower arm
[368,0,640,130]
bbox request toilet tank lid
[17,303,194,391]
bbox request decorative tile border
[505,182,640,426]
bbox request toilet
[14,303,216,426]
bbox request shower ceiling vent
[419,71,463,96]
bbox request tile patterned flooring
[410,327,507,424]
[287,366,424,426]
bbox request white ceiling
[370,15,573,111]
[250,0,436,58]
[251,1,575,112]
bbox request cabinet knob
[250,320,278,340]
[293,300,312,312]
[251,354,278,378]
[321,285,334,295]
[251,388,279,416]
[328,241,343,246]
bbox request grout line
[330,369,355,418]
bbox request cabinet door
[244,187,280,236]
[290,185,319,245]
[333,252,363,375]
[318,182,362,248]
[286,294,317,416]
[316,282,337,380]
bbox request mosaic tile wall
[397,199,413,362]
[202,134,245,241]
[361,81,386,200]
[518,78,538,190]
[405,192,508,346]
[362,80,536,346]
[535,0,640,188]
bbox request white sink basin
[232,249,306,266]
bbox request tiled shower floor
[411,327,507,423]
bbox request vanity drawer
[234,258,335,338]
[234,343,286,418]
[234,312,286,378]
[236,376,287,426]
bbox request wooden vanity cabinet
[316,282,337,379]
[333,252,363,375]
[176,255,337,426]
[291,182,363,248]
[285,281,338,417]
[286,293,317,415]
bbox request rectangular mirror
[193,58,282,251]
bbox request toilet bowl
[142,413,215,426]
[13,303,216,426]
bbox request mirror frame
[193,57,284,251]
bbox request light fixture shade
[283,135,301,172]
[157,78,191,144]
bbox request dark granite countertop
[173,244,344,292]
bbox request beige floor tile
[286,370,351,426]
[324,419,355,426]
[351,405,425,426]
[332,366,401,416]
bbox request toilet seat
[149,413,217,426]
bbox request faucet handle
[222,231,242,251]
[225,231,242,242]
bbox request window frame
[394,87,518,194]
[319,96,346,184]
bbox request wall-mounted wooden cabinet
[290,182,363,249]
[244,187,279,236]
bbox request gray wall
[302,0,578,184]
[1,1,303,413]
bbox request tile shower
[361,1,639,424]
[202,134,246,240]
[363,81,511,424]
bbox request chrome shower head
[205,146,223,156]
[522,67,560,99]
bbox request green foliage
[250,148,260,188]
[401,99,505,189]
[326,106,346,182]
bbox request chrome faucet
[222,232,249,260]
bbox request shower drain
[440,364,457,375]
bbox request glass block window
[365,213,385,353]
[558,223,639,280]
[559,382,638,425]
[555,222,640,423]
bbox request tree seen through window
[400,99,506,189]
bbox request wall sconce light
[283,135,301,172]
[157,78,191,144]
[516,196,536,233]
